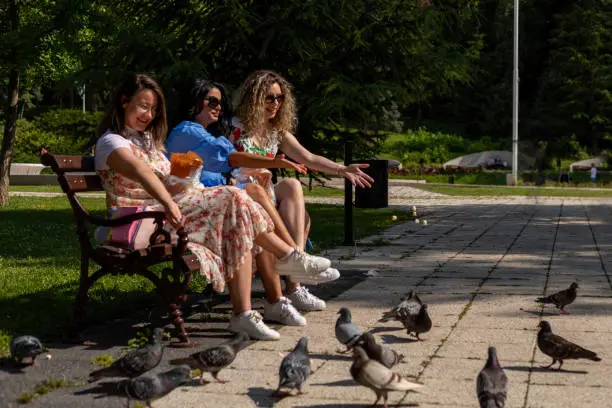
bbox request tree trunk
[0,0,20,206]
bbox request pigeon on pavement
[379,290,422,323]
[361,332,404,369]
[536,282,578,314]
[118,365,191,408]
[335,307,364,353]
[89,328,165,382]
[275,336,311,395]
[169,332,250,384]
[10,335,47,365]
[477,346,508,408]
[350,346,422,408]
[537,320,601,370]
[398,303,432,341]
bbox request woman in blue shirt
[166,80,338,327]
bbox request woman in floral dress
[231,70,375,310]
[94,74,332,340]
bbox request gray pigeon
[536,282,578,314]
[477,347,508,408]
[361,332,404,369]
[169,332,250,384]
[398,303,432,341]
[379,290,422,323]
[335,307,364,353]
[537,320,601,370]
[275,336,311,395]
[350,346,422,408]
[89,328,164,382]
[118,365,191,408]
[10,335,47,365]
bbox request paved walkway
[4,195,612,408]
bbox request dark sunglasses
[265,94,285,104]
[204,96,222,109]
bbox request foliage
[11,110,101,162]
[382,127,507,165]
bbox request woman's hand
[342,163,375,188]
[164,200,184,229]
[276,154,307,174]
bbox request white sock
[236,310,251,317]
[279,248,296,261]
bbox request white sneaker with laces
[276,249,334,284]
[264,297,307,326]
[287,286,327,312]
[228,310,280,341]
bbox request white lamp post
[512,0,519,184]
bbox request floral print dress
[97,131,274,293]
[231,123,281,204]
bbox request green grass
[8,185,64,193]
[416,184,612,197]
[0,196,408,355]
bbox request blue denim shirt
[165,121,234,187]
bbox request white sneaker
[276,249,333,284]
[228,310,280,341]
[264,297,307,326]
[287,286,327,312]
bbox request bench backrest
[40,153,104,231]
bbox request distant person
[560,170,569,183]
[590,163,597,184]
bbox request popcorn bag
[169,151,204,188]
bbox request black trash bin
[354,159,389,208]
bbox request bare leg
[254,231,294,259]
[275,179,309,293]
[228,252,253,314]
[246,183,290,303]
[246,183,297,247]
[257,251,283,303]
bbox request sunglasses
[204,96,222,109]
[265,94,285,104]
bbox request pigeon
[398,303,432,341]
[169,332,250,384]
[10,335,47,365]
[118,365,191,408]
[379,290,423,323]
[536,282,578,314]
[275,336,311,395]
[89,328,164,382]
[361,332,404,369]
[537,320,601,370]
[350,346,422,408]
[477,347,508,408]
[335,307,364,353]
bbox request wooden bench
[40,152,201,347]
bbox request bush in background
[10,109,103,162]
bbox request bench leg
[169,299,190,345]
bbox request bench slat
[62,174,104,192]
[41,154,95,172]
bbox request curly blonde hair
[233,70,297,140]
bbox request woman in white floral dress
[94,74,332,340]
[231,70,375,311]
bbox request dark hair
[96,74,168,149]
[190,79,233,137]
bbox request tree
[0,0,88,205]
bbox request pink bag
[96,206,160,250]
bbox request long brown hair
[96,74,168,149]
[233,70,297,139]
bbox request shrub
[11,109,102,162]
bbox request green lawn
[0,196,409,355]
[416,184,612,197]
